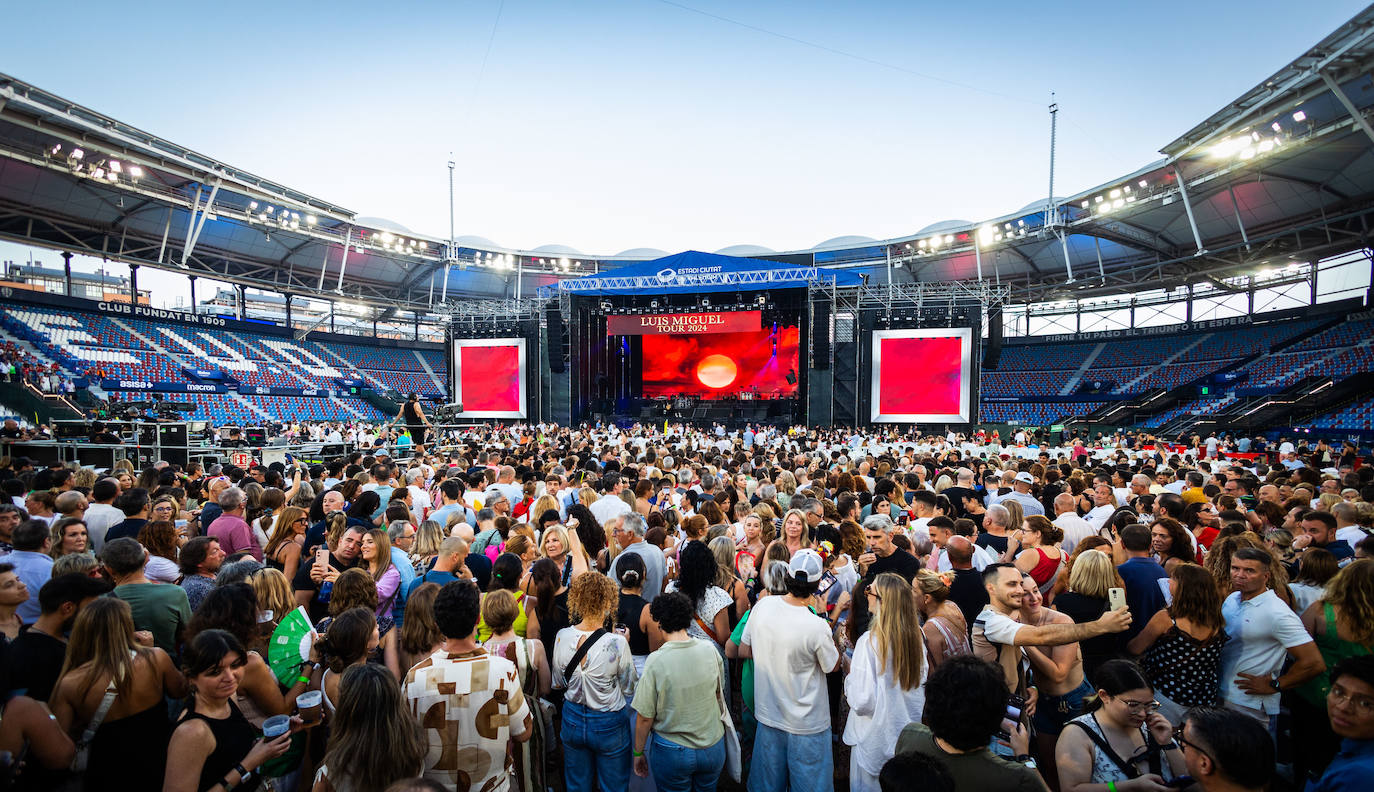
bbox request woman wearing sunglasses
[1055,659,1186,791]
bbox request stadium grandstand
[1,7,1374,441]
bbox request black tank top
[403,400,422,423]
[179,699,260,792]
[617,592,651,656]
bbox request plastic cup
[296,689,322,723]
[262,714,290,738]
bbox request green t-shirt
[113,583,192,657]
[894,723,1049,792]
[728,611,756,714]
[632,639,725,749]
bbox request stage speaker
[245,427,267,447]
[158,423,189,467]
[984,306,1003,370]
[134,422,159,446]
[811,301,830,370]
[546,303,565,374]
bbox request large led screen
[641,325,800,399]
[870,328,973,423]
[451,337,527,419]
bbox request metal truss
[540,265,841,298]
[434,297,544,324]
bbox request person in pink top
[206,486,263,562]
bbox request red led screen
[641,326,800,398]
[876,336,964,416]
[459,344,521,412]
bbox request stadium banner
[183,367,232,381]
[235,386,336,397]
[606,311,761,335]
[81,378,229,393]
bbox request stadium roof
[2,6,1374,309]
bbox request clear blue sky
[2,0,1367,261]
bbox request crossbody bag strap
[562,629,607,684]
[81,678,119,745]
[693,613,720,644]
[1066,718,1140,779]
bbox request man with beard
[6,573,112,700]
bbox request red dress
[1028,547,1063,589]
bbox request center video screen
[641,325,801,399]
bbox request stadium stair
[1059,343,1106,396]
[328,394,367,421]
[412,349,447,394]
[312,343,387,391]
[0,380,83,424]
[227,391,274,423]
[1115,335,1212,393]
[108,317,192,369]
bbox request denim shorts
[1032,678,1095,736]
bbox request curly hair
[137,519,180,562]
[675,540,717,608]
[648,591,694,633]
[1323,559,1374,645]
[567,570,617,625]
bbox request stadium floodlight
[305,214,317,224]
[49,143,61,155]
[108,160,122,173]
[128,166,143,179]
[92,167,105,180]
[70,148,84,161]
[1292,110,1306,122]
[917,239,926,248]
[943,235,954,244]
[250,201,259,210]
[977,225,995,246]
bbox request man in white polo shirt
[1052,492,1096,556]
[1218,547,1325,735]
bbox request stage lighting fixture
[306,214,317,224]
[250,201,259,210]
[701,298,711,307]
[650,299,659,309]
[756,295,766,306]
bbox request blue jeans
[650,733,725,792]
[1032,678,1094,736]
[562,700,631,792]
[748,723,832,792]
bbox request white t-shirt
[1084,504,1116,531]
[740,595,838,735]
[1054,513,1097,555]
[589,493,632,526]
[1219,589,1313,713]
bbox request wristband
[1107,783,1117,792]
[297,674,311,684]
[235,763,251,779]
[633,749,644,757]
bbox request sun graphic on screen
[695,354,738,388]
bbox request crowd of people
[0,420,1370,792]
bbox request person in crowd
[51,597,189,791]
[914,568,970,669]
[406,580,531,791]
[1018,570,1093,775]
[248,567,293,629]
[361,528,403,618]
[412,536,472,596]
[859,514,921,582]
[1129,563,1228,724]
[1290,546,1339,614]
[1055,659,1187,788]
[264,504,310,582]
[396,582,445,674]
[1175,706,1276,792]
[739,549,839,792]
[1050,548,1123,684]
[1293,559,1374,782]
[1005,514,1066,595]
[4,520,51,626]
[103,537,191,655]
[614,552,657,674]
[664,540,731,649]
[553,571,637,792]
[481,588,552,792]
[1307,655,1374,790]
[1115,524,1169,643]
[317,606,382,717]
[83,478,123,553]
[6,572,111,702]
[294,524,365,621]
[1220,546,1325,734]
[48,517,90,559]
[0,638,76,787]
[632,590,727,792]
[844,572,928,792]
[320,568,400,677]
[894,655,1047,791]
[207,486,263,562]
[164,629,294,792]
[181,536,226,612]
[313,663,426,792]
[138,519,182,584]
[1150,518,1195,574]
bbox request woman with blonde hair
[708,535,750,627]
[49,517,90,559]
[913,569,969,669]
[248,567,293,629]
[51,597,189,790]
[1051,549,1125,683]
[540,524,590,587]
[774,470,797,510]
[780,508,811,557]
[843,572,927,792]
[263,505,309,581]
[409,519,445,574]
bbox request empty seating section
[994,342,1097,372]
[980,370,1075,398]
[980,402,1104,425]
[1150,396,1239,426]
[1309,396,1374,431]
[0,303,440,425]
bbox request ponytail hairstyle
[1083,659,1152,713]
[616,551,646,590]
[528,557,560,625]
[315,607,376,673]
[489,553,524,593]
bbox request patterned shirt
[406,648,530,792]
